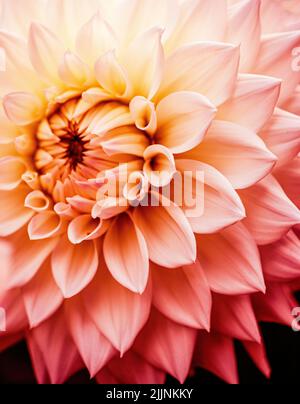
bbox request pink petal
[0,289,28,335]
[211,294,261,343]
[152,261,212,330]
[156,42,239,106]
[0,186,34,237]
[275,155,300,208]
[3,227,58,289]
[218,74,281,132]
[194,332,238,384]
[243,341,271,379]
[183,120,277,189]
[28,309,83,384]
[96,351,166,385]
[176,159,245,233]
[260,230,300,282]
[260,108,300,169]
[68,215,110,244]
[283,85,300,115]
[254,31,300,104]
[134,309,197,383]
[65,296,116,378]
[51,236,98,298]
[22,259,63,328]
[28,211,65,241]
[82,265,151,355]
[239,175,300,245]
[116,0,177,45]
[27,333,50,384]
[252,284,297,326]
[104,213,149,294]
[167,0,227,50]
[155,91,216,154]
[197,223,265,295]
[227,0,261,71]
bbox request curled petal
[25,190,50,212]
[28,211,65,241]
[130,96,157,135]
[68,215,110,244]
[0,185,34,237]
[0,156,27,190]
[143,144,176,188]
[156,91,216,154]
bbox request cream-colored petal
[3,92,45,126]
[156,91,216,154]
[0,156,27,190]
[156,42,240,106]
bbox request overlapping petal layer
[0,0,299,385]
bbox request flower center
[60,125,86,171]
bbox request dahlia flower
[0,0,300,384]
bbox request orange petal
[51,236,98,298]
[133,193,196,268]
[155,91,216,154]
[0,156,27,190]
[104,213,149,294]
